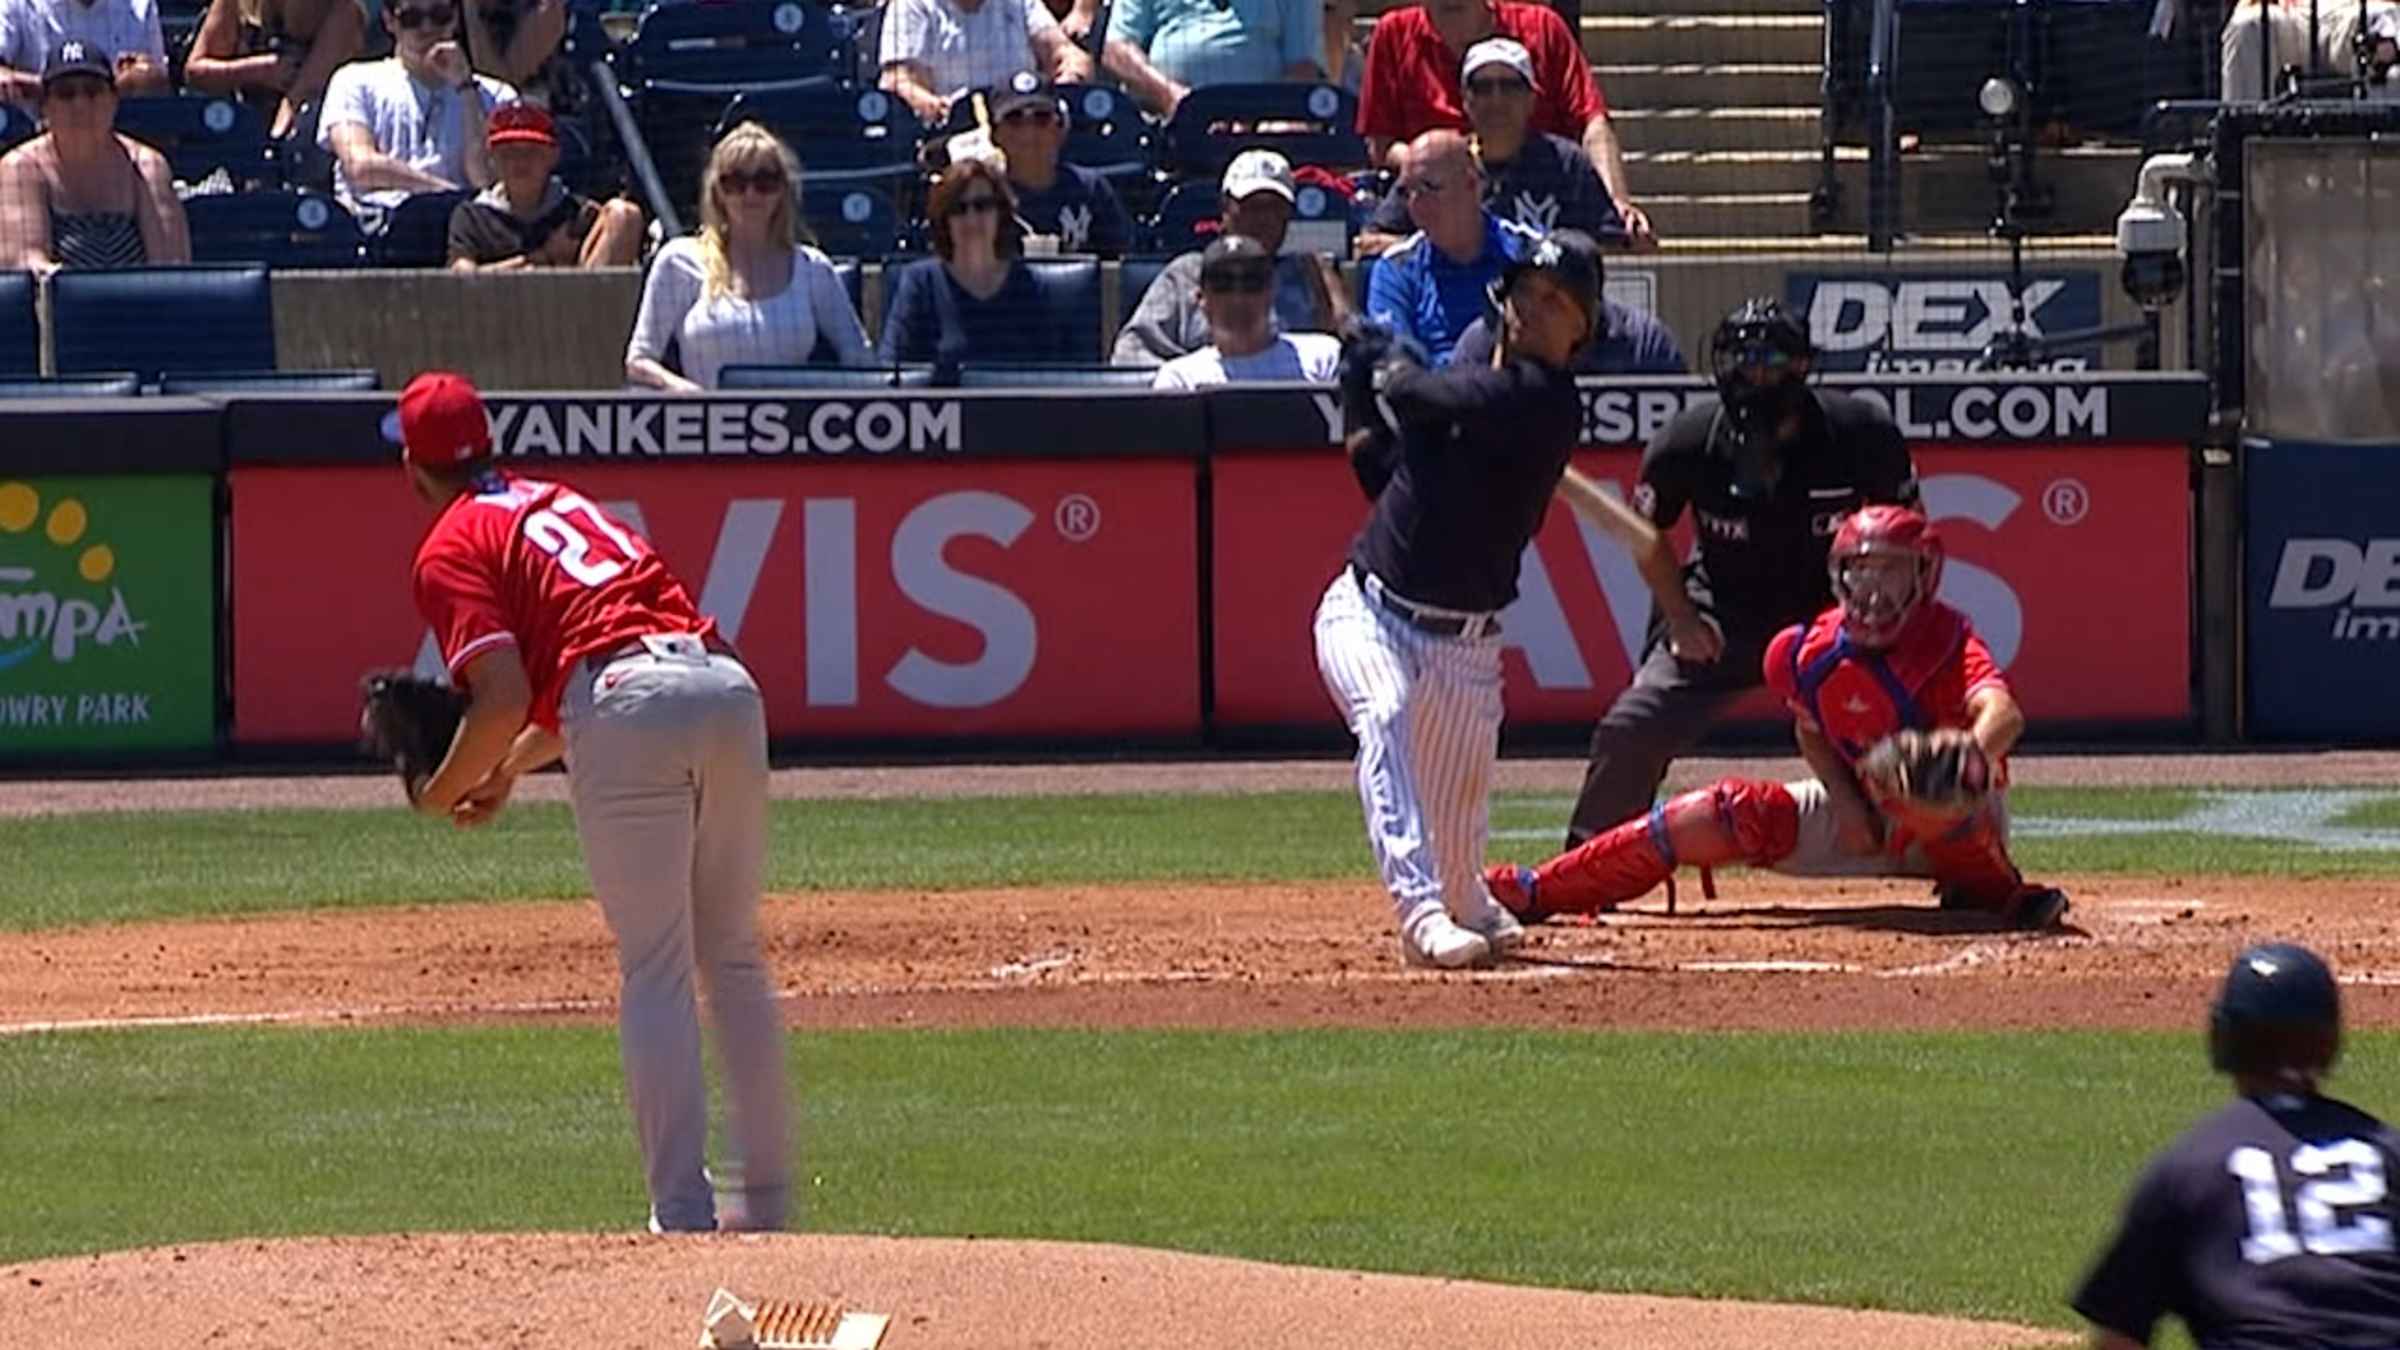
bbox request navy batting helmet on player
[2209,941,2341,1078]
[1490,230,1605,343]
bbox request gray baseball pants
[560,635,792,1233]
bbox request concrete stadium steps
[1641,191,1818,236]
[1596,62,1823,108]
[1579,14,1825,68]
[1819,144,2145,235]
[1609,104,1822,153]
[1624,146,1847,196]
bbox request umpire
[2073,941,2400,1347]
[1560,298,1920,848]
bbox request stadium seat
[114,95,274,188]
[1117,255,1172,324]
[158,369,380,393]
[1145,174,1356,255]
[369,188,473,267]
[719,364,939,388]
[0,102,33,155]
[831,258,862,313]
[51,265,274,378]
[0,270,37,377]
[0,374,141,398]
[1026,258,1103,360]
[186,190,367,267]
[720,85,918,187]
[956,364,1154,387]
[805,183,901,259]
[616,0,856,215]
[1162,83,1366,178]
[1054,83,1155,183]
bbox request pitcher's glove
[359,671,466,805]
[1857,730,1991,822]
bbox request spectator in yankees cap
[987,72,1132,256]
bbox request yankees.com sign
[1209,446,2190,730]
[226,462,1200,744]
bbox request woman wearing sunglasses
[0,43,189,273]
[316,0,515,216]
[876,156,1087,371]
[626,122,874,391]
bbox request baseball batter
[1489,505,2071,930]
[395,371,792,1233]
[1315,230,1701,969]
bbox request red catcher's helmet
[1829,505,1943,647]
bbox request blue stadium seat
[1117,255,1172,324]
[114,95,274,188]
[1026,257,1102,360]
[0,270,36,377]
[186,190,367,267]
[720,364,938,388]
[158,369,380,393]
[0,102,33,155]
[720,85,918,187]
[1053,83,1155,183]
[831,258,862,313]
[1163,83,1366,178]
[51,266,274,378]
[804,183,901,259]
[0,374,141,398]
[617,0,857,218]
[1145,175,1355,255]
[957,364,1154,387]
[369,188,473,267]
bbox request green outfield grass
[4,785,2398,931]
[4,1021,2344,1337]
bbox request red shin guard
[1899,804,2024,908]
[1530,779,1799,915]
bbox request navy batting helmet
[2209,941,2341,1078]
[1490,229,1606,343]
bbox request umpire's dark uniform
[1563,387,1919,847]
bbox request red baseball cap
[486,101,556,149]
[398,371,492,467]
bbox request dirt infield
[7,754,2390,1347]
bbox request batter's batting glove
[359,671,467,805]
[1857,729,1992,822]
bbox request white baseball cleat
[1459,904,1525,955]
[1402,908,1495,970]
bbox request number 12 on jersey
[524,491,644,588]
[2229,1140,2397,1264]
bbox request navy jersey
[2075,1093,2400,1348]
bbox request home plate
[1678,960,1856,974]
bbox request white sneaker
[1459,904,1525,955]
[1401,908,1495,969]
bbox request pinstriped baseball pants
[1313,568,1507,932]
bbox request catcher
[1487,504,2071,931]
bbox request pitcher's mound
[7,1231,2068,1349]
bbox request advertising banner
[0,474,216,755]
[2243,439,2400,741]
[1784,271,2108,373]
[230,460,1200,745]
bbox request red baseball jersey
[411,470,715,730]
[1763,602,2010,769]
[1356,2,1606,145]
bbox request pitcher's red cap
[398,371,491,467]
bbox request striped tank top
[50,210,146,269]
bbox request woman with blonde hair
[626,122,872,391]
[0,45,190,273]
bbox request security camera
[2115,152,2205,311]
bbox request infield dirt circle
[7,753,2394,1348]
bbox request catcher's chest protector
[1784,607,1968,762]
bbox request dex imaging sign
[1785,273,2106,373]
[2245,442,2400,740]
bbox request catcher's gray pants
[560,636,791,1233]
[1771,778,2009,878]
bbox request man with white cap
[1111,147,1329,367]
[1357,38,1622,256]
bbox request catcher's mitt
[358,671,466,804]
[1857,729,1991,820]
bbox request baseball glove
[1857,730,1992,821]
[358,671,466,804]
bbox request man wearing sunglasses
[986,71,1130,255]
[0,0,170,107]
[1357,40,1621,257]
[1151,234,1338,388]
[317,0,513,216]
[1550,298,1920,859]
[1364,126,1544,367]
[1113,148,1327,368]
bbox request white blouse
[626,237,874,388]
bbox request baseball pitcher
[370,370,793,1232]
[1488,504,2071,930]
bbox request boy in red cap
[397,369,791,1232]
[446,102,643,270]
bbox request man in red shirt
[397,370,793,1234]
[1485,506,2070,929]
[1357,0,1654,245]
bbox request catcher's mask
[2209,941,2341,1080]
[1829,505,1942,648]
[1707,298,1812,498]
